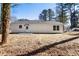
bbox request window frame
[26,26,28,30]
[19,25,22,29]
[57,25,59,31]
[53,25,60,31]
[53,25,56,31]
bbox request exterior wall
[10,23,29,33]
[10,23,64,33]
[29,24,63,33]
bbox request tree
[48,9,54,21]
[39,14,44,21]
[42,9,48,21]
[64,3,79,28]
[57,13,68,24]
[71,10,78,28]
[0,3,11,45]
[0,3,19,45]
[39,9,54,21]
[56,3,68,24]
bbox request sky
[11,3,56,20]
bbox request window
[26,26,28,29]
[53,25,56,31]
[19,25,22,29]
[53,25,59,31]
[57,26,59,30]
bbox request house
[0,20,64,33]
[9,20,64,33]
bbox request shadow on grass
[18,36,79,56]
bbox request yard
[0,32,79,56]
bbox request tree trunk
[70,8,72,28]
[61,3,64,23]
[0,3,10,45]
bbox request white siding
[10,23,64,33]
[29,24,63,33]
[10,23,29,33]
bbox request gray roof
[11,20,63,25]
